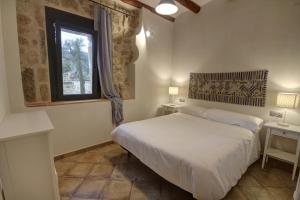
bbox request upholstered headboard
[188,70,269,107]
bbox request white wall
[172,0,300,151]
[0,0,9,122]
[1,0,173,155]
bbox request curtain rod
[89,0,135,17]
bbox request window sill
[25,97,134,108]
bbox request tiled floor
[56,143,296,200]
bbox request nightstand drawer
[271,129,298,140]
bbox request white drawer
[271,128,298,140]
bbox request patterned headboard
[188,70,269,107]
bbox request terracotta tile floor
[56,143,296,200]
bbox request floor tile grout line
[57,144,296,200]
[58,162,77,177]
[100,178,113,200]
[71,162,117,199]
[94,177,110,200]
[69,162,96,198]
[60,160,116,165]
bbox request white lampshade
[169,87,179,95]
[276,93,299,109]
[155,0,178,15]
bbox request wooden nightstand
[162,104,182,115]
[262,121,300,180]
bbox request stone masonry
[16,0,140,103]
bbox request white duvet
[112,113,260,200]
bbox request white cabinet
[0,111,59,200]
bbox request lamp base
[277,122,290,127]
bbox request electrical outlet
[269,111,283,118]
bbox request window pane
[61,28,93,95]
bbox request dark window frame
[45,7,100,102]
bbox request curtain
[94,6,123,126]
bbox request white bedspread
[112,113,260,200]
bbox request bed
[112,107,263,200]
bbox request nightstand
[162,104,182,115]
[262,121,300,180]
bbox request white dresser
[0,111,59,200]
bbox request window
[45,7,100,101]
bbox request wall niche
[16,0,140,105]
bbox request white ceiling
[138,0,213,17]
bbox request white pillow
[203,109,264,133]
[178,105,207,118]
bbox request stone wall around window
[16,0,140,104]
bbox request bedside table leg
[266,134,273,164]
[262,128,271,169]
[293,136,300,180]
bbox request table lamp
[276,92,299,127]
[169,86,178,104]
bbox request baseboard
[54,140,114,161]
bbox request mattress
[112,113,261,200]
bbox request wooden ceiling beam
[175,0,201,13]
[121,0,175,22]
